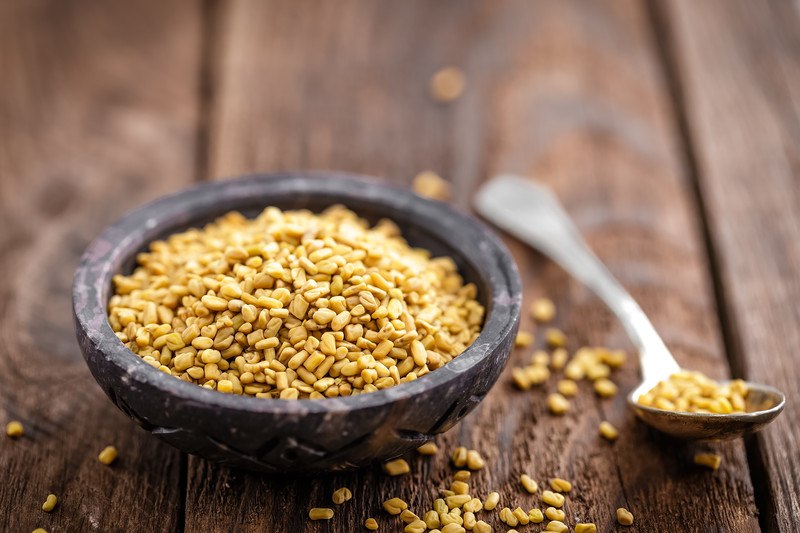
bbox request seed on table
[331,487,352,504]
[515,331,534,348]
[32,529,47,533]
[557,379,578,397]
[451,480,469,495]
[364,517,379,530]
[309,507,334,520]
[452,446,468,467]
[41,494,57,512]
[599,421,619,441]
[594,378,618,398]
[446,494,472,509]
[473,520,492,533]
[520,474,538,494]
[531,350,550,366]
[441,523,467,533]
[417,441,439,455]
[526,364,550,385]
[575,524,597,533]
[424,510,441,529]
[98,445,118,465]
[512,507,530,525]
[541,490,565,508]
[5,420,23,438]
[499,507,518,526]
[430,67,466,103]
[545,507,565,521]
[545,520,568,532]
[401,509,420,524]
[463,498,482,513]
[547,393,570,415]
[466,449,485,470]
[463,511,477,529]
[616,507,634,526]
[384,458,410,476]
[440,509,462,526]
[530,297,556,322]
[694,452,722,470]
[545,328,567,348]
[550,348,568,370]
[528,508,544,523]
[405,519,427,533]
[384,497,408,515]
[434,498,448,515]
[453,470,471,482]
[549,478,572,493]
[483,491,500,511]
[512,368,532,390]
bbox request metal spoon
[474,174,785,440]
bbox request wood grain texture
[0,0,201,531]
[188,0,759,531]
[661,0,800,530]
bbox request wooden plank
[0,1,202,531]
[660,0,800,530]
[190,0,760,531]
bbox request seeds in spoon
[638,370,748,414]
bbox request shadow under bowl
[72,172,521,472]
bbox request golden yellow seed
[451,446,468,468]
[405,518,427,533]
[464,497,482,513]
[694,452,722,470]
[515,331,534,348]
[417,441,439,455]
[575,523,597,533]
[599,421,619,441]
[445,494,472,509]
[512,367,531,390]
[364,517,379,530]
[441,524,467,533]
[451,480,469,495]
[424,510,440,529]
[545,507,565,521]
[42,494,57,512]
[483,491,500,511]
[383,497,408,515]
[332,487,352,505]
[434,498,448,515]
[549,478,572,493]
[541,490,565,508]
[217,380,234,394]
[453,470,471,482]
[616,507,634,526]
[6,420,23,438]
[32,529,48,533]
[463,511,477,530]
[412,171,452,201]
[557,379,578,397]
[530,298,556,322]
[473,520,492,533]
[594,378,618,398]
[98,445,118,465]
[550,348,568,370]
[401,509,420,524]
[309,507,334,520]
[545,520,568,532]
[383,458,410,476]
[499,507,518,526]
[520,474,538,494]
[512,507,530,525]
[545,328,567,348]
[547,393,570,415]
[430,67,466,103]
[526,364,550,385]
[466,449,485,470]
[528,508,544,523]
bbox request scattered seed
[549,478,572,493]
[464,498,482,513]
[499,507,518,526]
[473,520,492,533]
[545,520,568,532]
[545,507,565,521]
[424,510,441,529]
[32,529,47,533]
[401,509,421,524]
[441,523,467,533]
[616,507,634,526]
[541,490,565,508]
[599,421,619,441]
[383,497,408,515]
[412,171,451,201]
[41,494,57,512]
[594,378,618,398]
[309,507,334,520]
[453,470,471,482]
[5,420,23,438]
[332,487,352,505]
[446,494,472,509]
[556,379,578,397]
[430,67,466,102]
[545,328,567,348]
[98,445,118,465]
[550,348,568,370]
[364,517,379,530]
[547,393,570,415]
[483,491,500,511]
[512,507,530,525]
[528,508,544,523]
[694,452,722,470]
[466,449,485,470]
[384,458,410,476]
[405,519,427,533]
[520,474,538,494]
[530,298,556,322]
[575,523,597,533]
[417,442,439,455]
[515,331,534,348]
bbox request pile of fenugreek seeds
[638,371,748,414]
[108,205,484,399]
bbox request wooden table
[2,1,798,531]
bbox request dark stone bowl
[72,172,521,472]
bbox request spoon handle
[474,174,680,384]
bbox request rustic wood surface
[0,1,795,532]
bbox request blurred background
[1,1,798,531]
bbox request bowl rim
[72,171,521,415]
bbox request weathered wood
[660,0,800,530]
[0,1,201,531]
[189,0,758,531]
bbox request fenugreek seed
[694,452,722,470]
[547,393,570,415]
[499,507,518,526]
[6,420,23,438]
[545,328,567,348]
[441,524,466,533]
[545,507,565,521]
[594,378,618,398]
[405,519,427,533]
[383,458,410,476]
[451,446,468,467]
[424,510,441,529]
[526,364,550,385]
[466,449,484,470]
[32,529,48,533]
[401,509,420,524]
[557,379,578,397]
[332,487,352,505]
[98,445,118,465]
[42,494,57,512]
[520,474,538,494]
[575,523,597,533]
[530,298,556,322]
[512,368,531,390]
[464,498,482,513]
[528,508,544,523]
[549,478,572,493]
[430,67,466,103]
[383,497,408,515]
[515,331,533,348]
[309,507,334,520]
[545,520,568,532]
[599,421,619,441]
[364,517,379,530]
[541,490,565,508]
[446,494,472,509]
[483,492,500,511]
[453,470,471,482]
[434,498,448,516]
[417,441,439,455]
[463,511,477,529]
[616,507,634,526]
[473,520,492,533]
[512,507,530,525]
[550,348,568,370]
[451,480,469,495]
